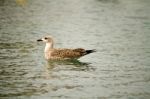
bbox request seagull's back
[46,48,95,60]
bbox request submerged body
[37,36,95,60]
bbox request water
[0,0,150,99]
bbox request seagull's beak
[37,39,43,42]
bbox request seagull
[37,36,96,60]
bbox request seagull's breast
[44,50,53,60]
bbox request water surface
[0,0,150,99]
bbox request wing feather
[51,48,86,58]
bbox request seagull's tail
[85,49,96,54]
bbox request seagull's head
[37,36,53,43]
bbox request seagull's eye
[45,37,48,39]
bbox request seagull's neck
[44,43,53,52]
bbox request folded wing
[51,48,88,59]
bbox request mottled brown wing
[51,48,86,58]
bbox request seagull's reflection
[43,59,95,79]
[46,59,94,71]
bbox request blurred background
[0,0,150,99]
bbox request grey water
[0,0,150,99]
